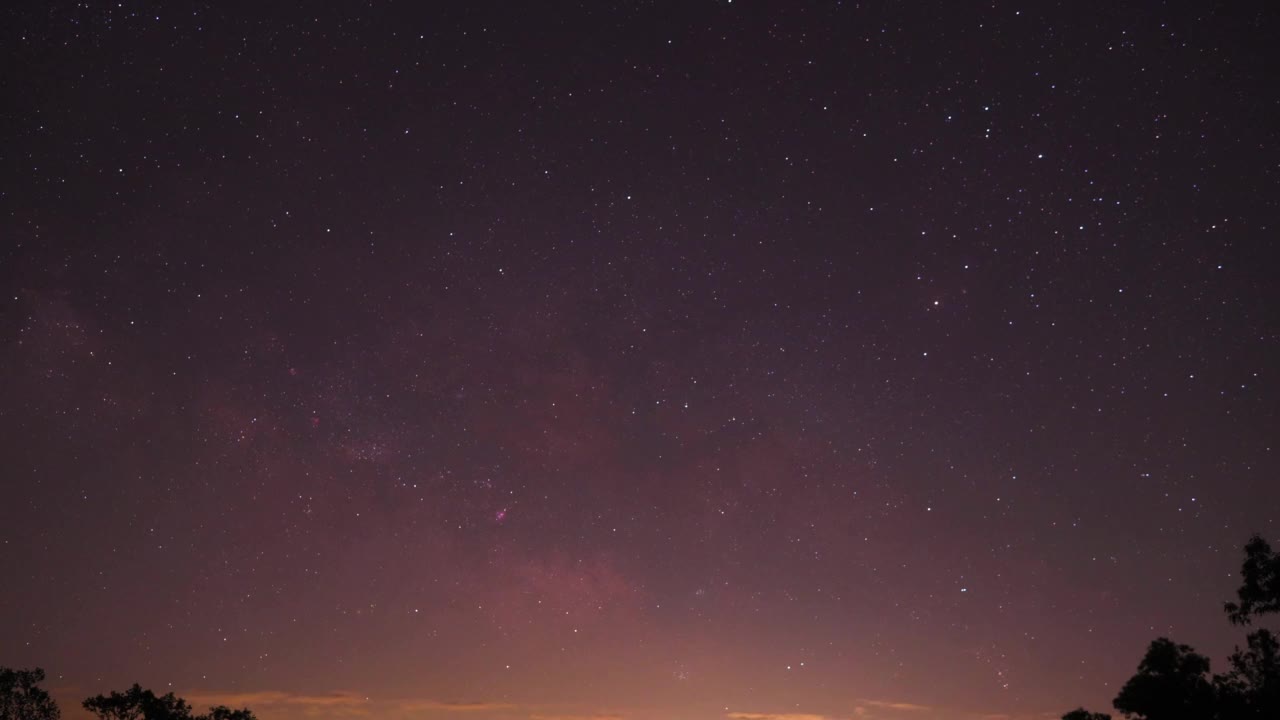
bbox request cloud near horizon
[726,700,932,720]
[153,691,633,720]
[726,713,836,720]
[185,690,368,709]
[529,714,625,720]
[182,692,525,717]
[856,700,931,712]
[400,701,519,713]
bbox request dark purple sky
[2,3,1277,720]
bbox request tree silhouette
[202,709,257,720]
[0,667,60,720]
[1065,535,1280,719]
[83,685,194,720]
[1061,708,1111,720]
[1215,628,1280,719]
[1111,637,1216,719]
[83,686,255,720]
[1225,535,1280,626]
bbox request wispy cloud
[726,701,931,720]
[529,714,624,720]
[401,701,518,713]
[857,700,932,712]
[727,713,835,720]
[727,705,1059,720]
[184,691,369,716]
[182,693,529,719]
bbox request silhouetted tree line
[1064,534,1280,720]
[0,670,256,720]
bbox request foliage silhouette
[1061,709,1111,720]
[202,708,257,720]
[1215,628,1280,720]
[0,667,61,720]
[1067,534,1280,720]
[83,686,255,720]
[1225,535,1280,626]
[1111,638,1215,720]
[83,685,194,720]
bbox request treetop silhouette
[1225,535,1280,626]
[82,686,256,720]
[1062,709,1111,720]
[1065,533,1280,720]
[1111,638,1215,720]
[0,667,60,720]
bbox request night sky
[2,2,1278,720]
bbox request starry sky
[2,2,1278,720]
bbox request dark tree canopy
[1062,709,1111,720]
[0,667,61,720]
[1215,628,1280,720]
[83,685,194,720]
[202,709,257,720]
[82,686,254,720]
[1225,535,1280,626]
[1112,638,1215,720]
